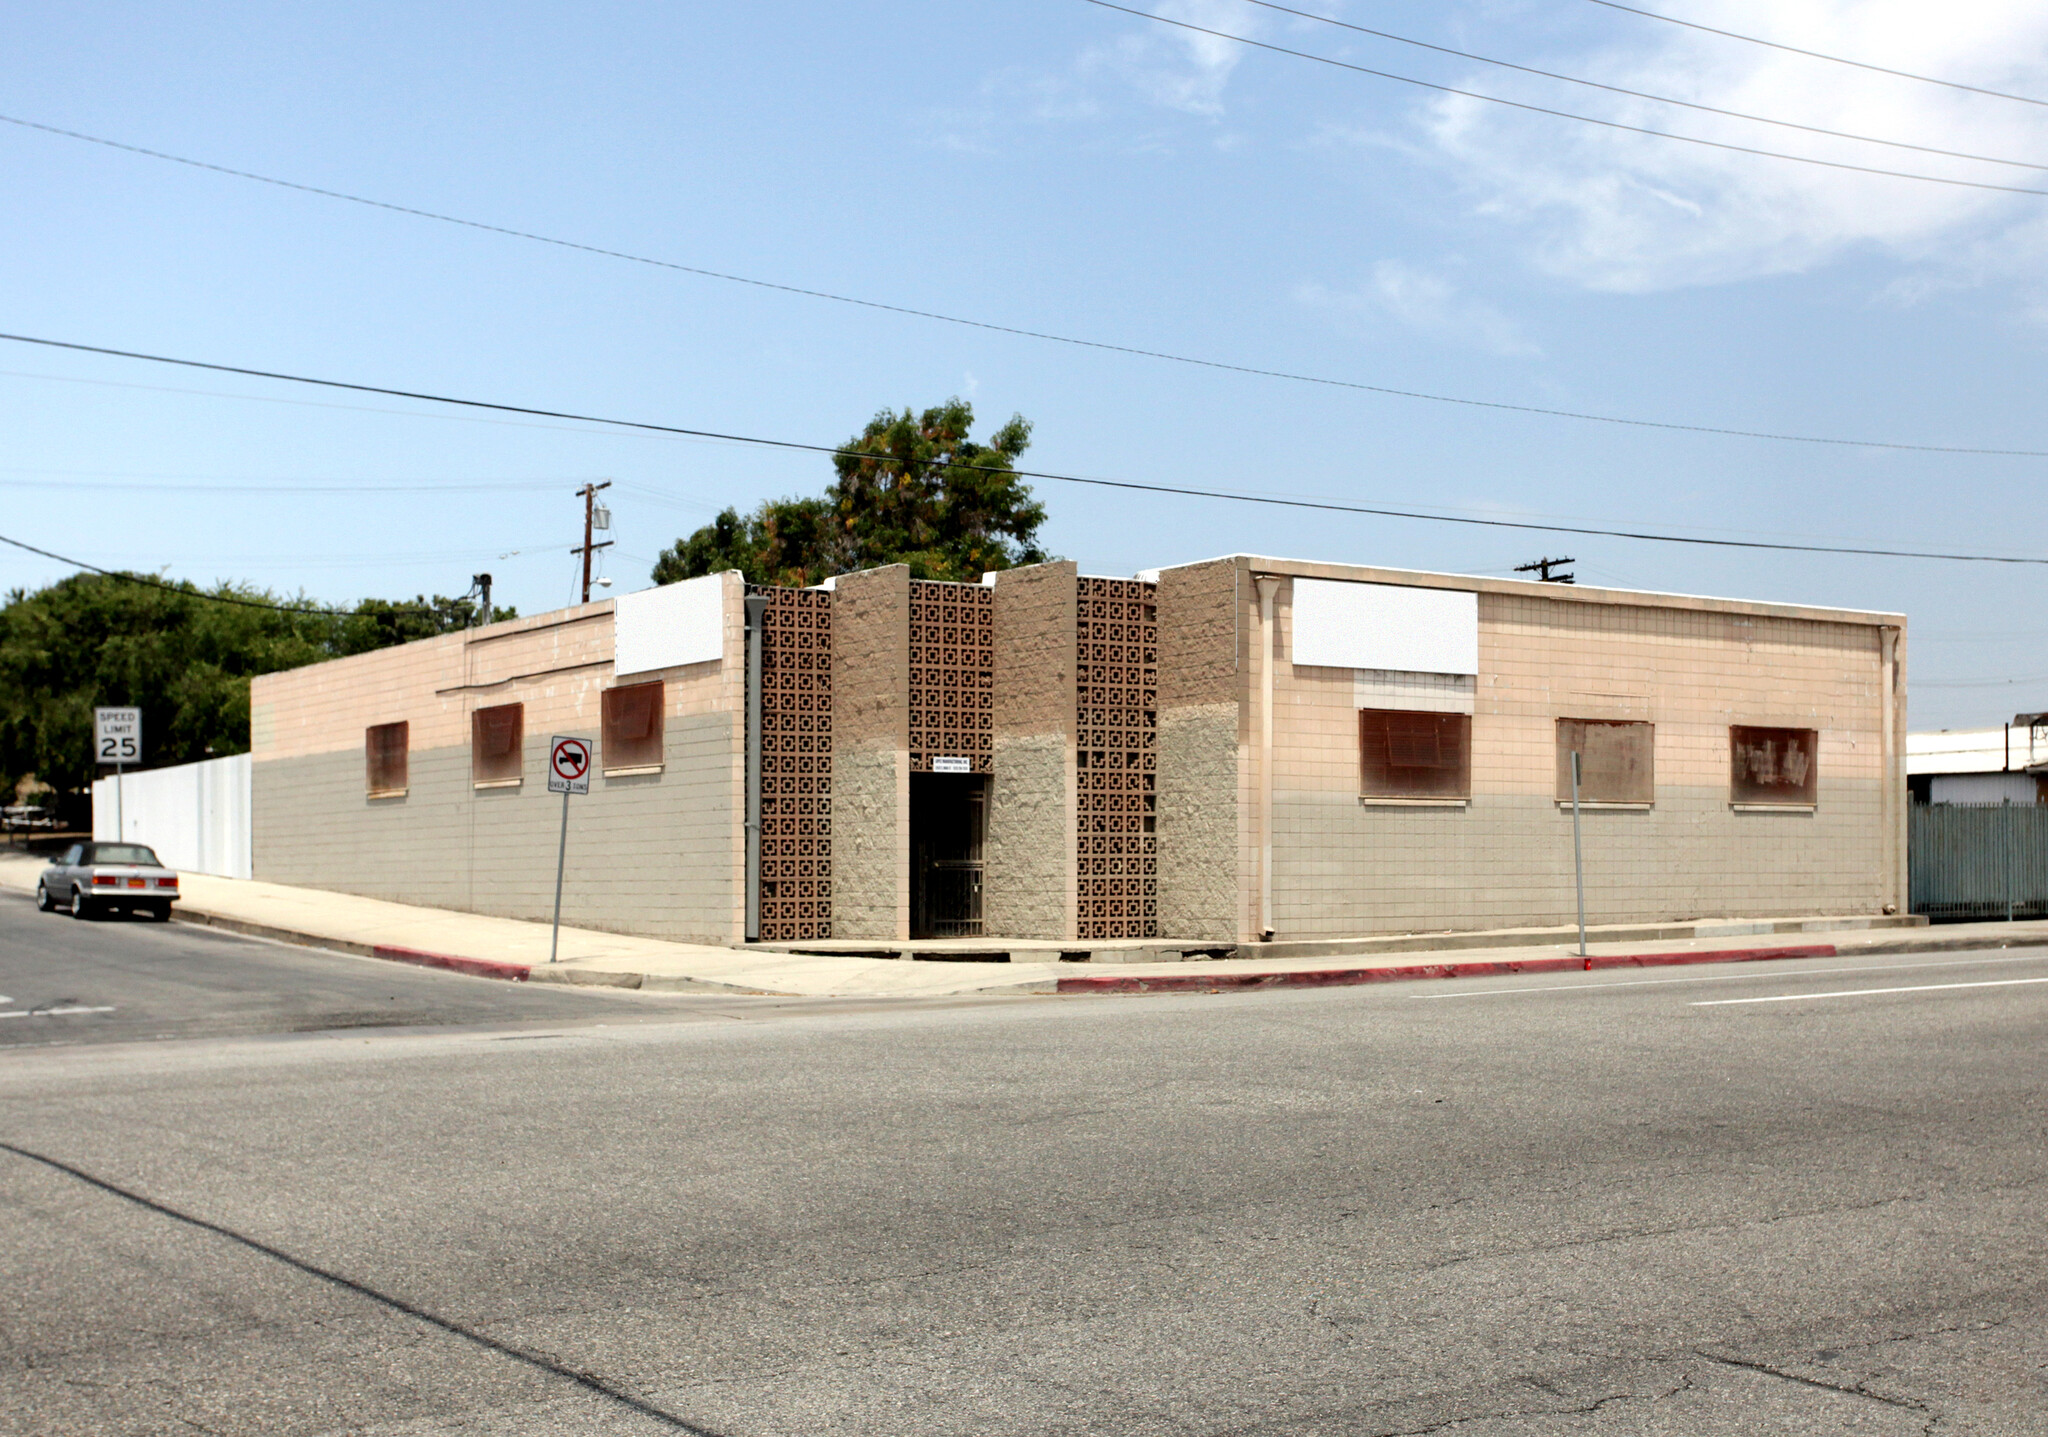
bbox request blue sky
[4,1,2047,727]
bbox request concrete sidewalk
[6,852,2045,998]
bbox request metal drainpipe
[744,593,767,942]
[1256,575,1280,941]
[1880,626,1900,914]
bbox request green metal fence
[1909,802,2048,921]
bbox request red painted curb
[1055,943,1838,994]
[371,944,532,983]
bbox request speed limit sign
[95,707,142,765]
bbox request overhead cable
[3,331,2044,566]
[0,531,462,614]
[1582,0,2048,108]
[1084,0,2048,197]
[1230,0,2048,171]
[3,111,2043,452]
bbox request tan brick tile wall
[1251,576,1894,937]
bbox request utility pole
[471,573,492,627]
[1515,556,1577,584]
[572,481,614,605]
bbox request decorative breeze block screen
[908,581,993,773]
[1076,577,1157,940]
[754,585,833,941]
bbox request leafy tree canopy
[0,575,509,816]
[652,398,1049,587]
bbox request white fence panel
[92,753,252,879]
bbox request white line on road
[0,1005,117,1018]
[1693,977,2048,1006]
[1410,951,2048,999]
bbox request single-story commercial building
[1907,717,2048,806]
[248,556,1908,947]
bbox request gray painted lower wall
[1272,782,1887,938]
[1155,703,1239,941]
[253,712,740,943]
[830,745,901,939]
[985,731,1070,939]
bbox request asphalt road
[2,915,2045,1435]
[0,890,705,1047]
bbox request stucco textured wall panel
[985,733,1070,938]
[988,561,1079,938]
[829,566,911,939]
[1155,703,1239,940]
[828,748,904,939]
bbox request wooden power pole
[572,481,613,604]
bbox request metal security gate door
[1909,802,2048,921]
[911,774,986,939]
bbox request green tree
[652,398,1048,587]
[0,574,510,822]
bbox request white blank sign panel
[613,574,725,677]
[1290,578,1478,675]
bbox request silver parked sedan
[36,841,180,921]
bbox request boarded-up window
[365,721,408,796]
[471,702,524,784]
[1731,725,1818,805]
[602,681,664,771]
[1360,709,1470,799]
[1556,719,1654,804]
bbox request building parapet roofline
[1146,553,1904,629]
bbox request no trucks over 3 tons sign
[546,734,593,963]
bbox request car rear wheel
[70,885,94,920]
[35,882,54,913]
[145,902,172,922]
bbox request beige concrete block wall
[829,566,911,939]
[1248,564,1900,939]
[986,561,1078,940]
[249,580,748,943]
[1154,558,1242,941]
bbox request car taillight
[91,873,118,886]
[156,876,178,889]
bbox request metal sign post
[545,735,593,964]
[1571,749,1587,959]
[95,707,142,839]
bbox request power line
[0,531,461,614]
[1582,0,2048,108]
[3,330,2044,567]
[1231,0,2048,172]
[3,112,2042,454]
[1086,0,2048,197]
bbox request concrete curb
[1054,944,1838,994]
[154,896,2048,1000]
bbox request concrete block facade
[250,581,746,944]
[247,553,1905,947]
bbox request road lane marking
[1693,977,2048,1006]
[0,1005,117,1018]
[1410,951,2048,999]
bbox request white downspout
[1880,625,1901,914]
[1257,575,1279,941]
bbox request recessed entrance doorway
[910,773,986,939]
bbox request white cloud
[1083,0,1262,117]
[1299,261,1542,356]
[1412,1,2048,294]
